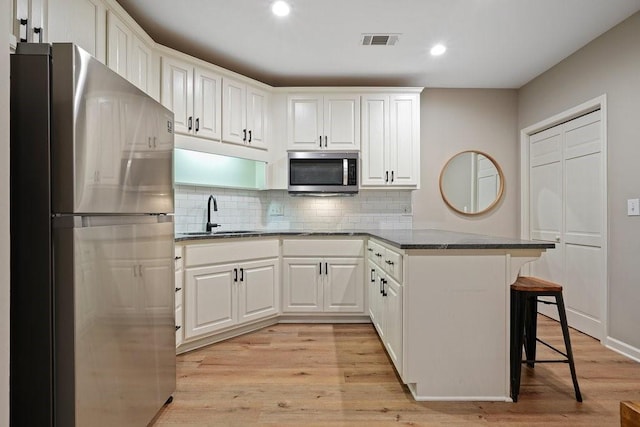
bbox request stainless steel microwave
[288,152,358,195]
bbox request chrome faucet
[206,195,220,232]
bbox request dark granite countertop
[175,229,554,250]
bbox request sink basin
[180,230,257,236]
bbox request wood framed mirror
[439,150,504,215]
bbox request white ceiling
[115,0,640,88]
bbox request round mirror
[439,150,504,215]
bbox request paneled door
[528,110,605,339]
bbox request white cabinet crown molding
[273,87,424,94]
[155,43,274,92]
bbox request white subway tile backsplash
[174,185,412,233]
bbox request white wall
[412,89,519,237]
[518,12,640,350]
[1,0,12,423]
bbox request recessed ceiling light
[430,44,447,56]
[272,1,290,17]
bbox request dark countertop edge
[175,230,555,250]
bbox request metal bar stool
[510,276,582,402]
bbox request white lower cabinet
[281,239,365,314]
[384,274,403,370]
[282,257,364,313]
[175,245,184,347]
[367,260,383,335]
[182,239,279,342]
[185,262,236,338]
[238,259,280,323]
[281,258,323,312]
[367,239,404,374]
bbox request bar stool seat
[510,276,582,402]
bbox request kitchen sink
[180,230,257,236]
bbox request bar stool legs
[556,293,583,402]
[510,277,583,403]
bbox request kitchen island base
[399,249,545,402]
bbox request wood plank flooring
[152,316,640,426]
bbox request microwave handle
[343,159,348,186]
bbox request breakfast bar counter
[175,229,553,401]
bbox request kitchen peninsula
[175,229,553,401]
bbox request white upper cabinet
[48,0,107,62]
[222,77,268,150]
[129,35,153,94]
[106,10,131,79]
[161,55,222,141]
[106,9,154,95]
[13,0,46,44]
[361,93,420,188]
[287,93,360,151]
[194,68,224,140]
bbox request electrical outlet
[627,198,640,216]
[269,202,284,216]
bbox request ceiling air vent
[361,34,399,46]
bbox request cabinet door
[175,247,184,347]
[48,0,106,62]
[238,258,279,323]
[367,260,380,325]
[194,68,222,141]
[282,258,323,312]
[106,10,131,79]
[323,95,360,151]
[389,94,419,186]
[384,276,403,373]
[184,263,237,339]
[246,85,268,150]
[15,0,45,43]
[324,257,364,313]
[130,35,152,94]
[373,267,386,337]
[288,95,323,150]
[361,95,389,186]
[175,304,183,347]
[161,56,193,135]
[222,78,247,145]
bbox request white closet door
[529,110,604,339]
[562,111,604,337]
[529,126,564,286]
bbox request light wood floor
[152,316,640,426]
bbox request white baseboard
[407,384,511,402]
[605,337,640,363]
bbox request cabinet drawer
[367,240,384,263]
[175,245,184,271]
[383,248,403,282]
[175,271,183,309]
[185,239,279,267]
[282,239,363,257]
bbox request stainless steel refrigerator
[10,43,176,426]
